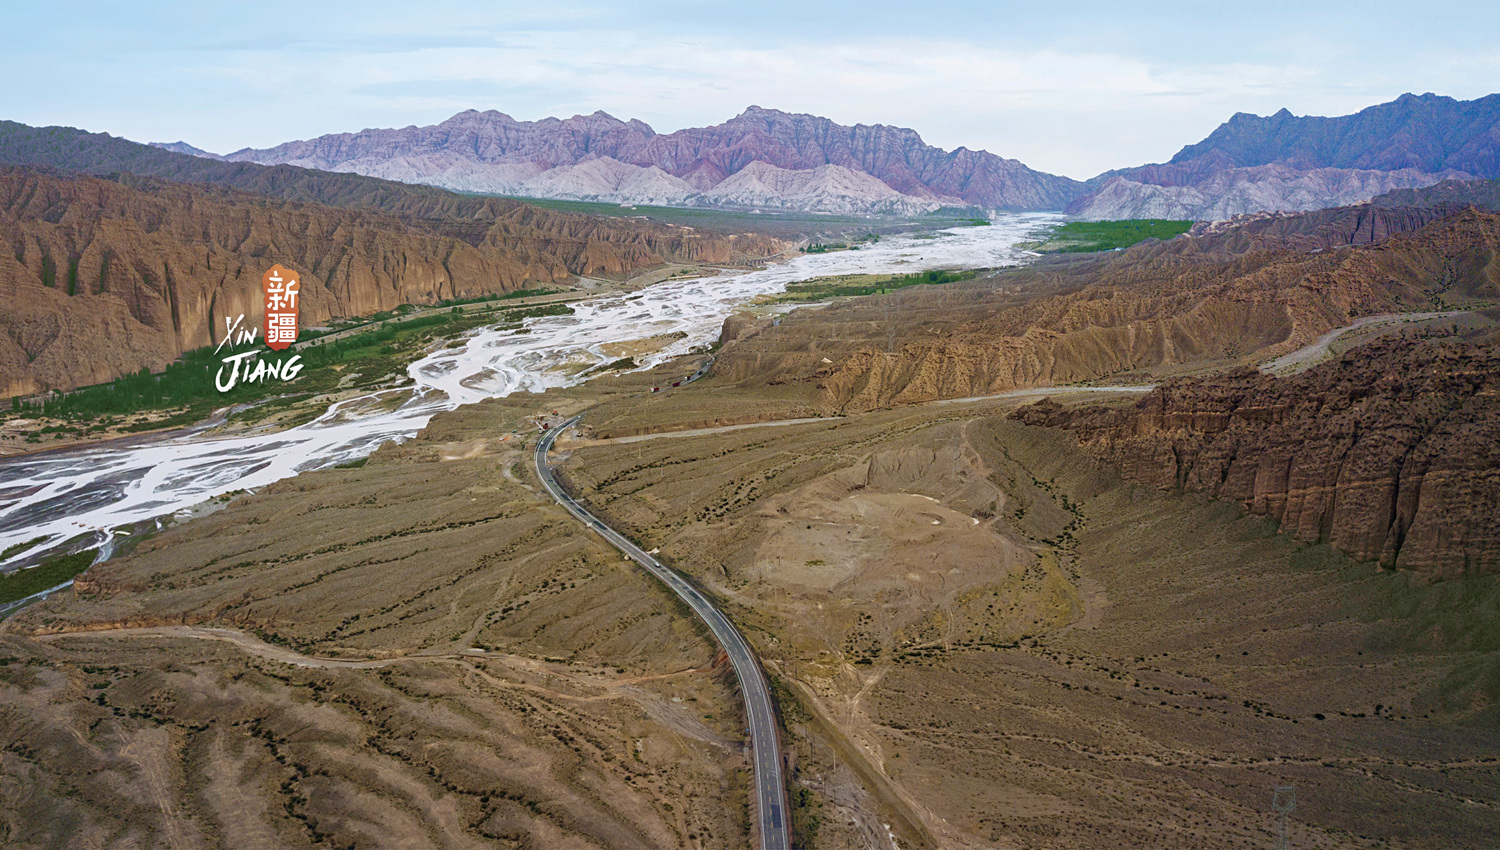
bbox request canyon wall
[0,168,784,395]
[1010,337,1500,577]
[714,209,1500,412]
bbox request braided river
[0,213,1058,568]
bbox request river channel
[0,213,1058,566]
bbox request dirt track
[584,386,1155,447]
[1261,311,1471,374]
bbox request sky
[2,0,1498,179]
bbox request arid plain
[3,193,1500,848]
[4,310,1497,849]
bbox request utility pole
[1272,785,1295,850]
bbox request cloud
[180,30,1322,174]
[4,1,1497,178]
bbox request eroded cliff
[714,208,1500,412]
[1011,337,1500,576]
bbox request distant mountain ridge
[1172,93,1500,175]
[20,92,1500,222]
[0,120,587,219]
[1071,162,1468,221]
[1070,93,1500,220]
[219,107,1084,214]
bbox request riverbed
[0,214,1058,566]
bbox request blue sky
[3,0,1497,178]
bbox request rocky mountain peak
[429,110,519,134]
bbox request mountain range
[189,107,1083,215]
[1068,93,1500,219]
[149,94,1500,222]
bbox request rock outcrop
[0,167,785,396]
[219,106,1083,213]
[1372,178,1500,210]
[1010,337,1500,577]
[699,162,945,215]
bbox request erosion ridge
[0,167,785,395]
[1183,202,1470,252]
[712,207,1500,411]
[1011,336,1500,576]
[0,388,757,849]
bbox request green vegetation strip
[9,302,575,435]
[0,537,47,561]
[581,357,638,377]
[438,287,561,307]
[0,551,95,604]
[765,268,976,303]
[1019,219,1192,253]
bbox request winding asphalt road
[535,417,791,850]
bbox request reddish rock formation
[0,167,785,395]
[1011,338,1500,577]
[715,208,1500,412]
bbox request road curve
[1260,310,1470,375]
[536,417,791,850]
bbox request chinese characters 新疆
[263,264,301,351]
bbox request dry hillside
[713,209,1500,411]
[0,167,785,395]
[555,382,1500,849]
[0,382,757,850]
